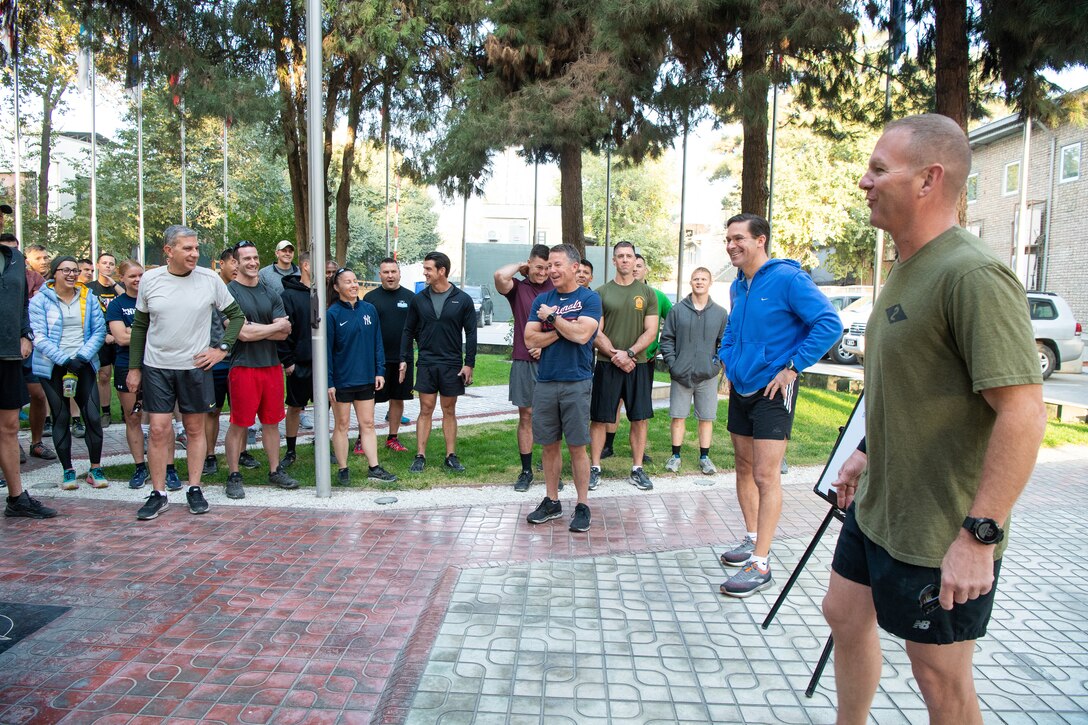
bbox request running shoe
[202,455,218,477]
[136,491,169,520]
[60,468,78,490]
[699,456,717,475]
[225,472,245,499]
[128,463,149,490]
[526,496,562,524]
[281,450,297,469]
[239,451,260,469]
[665,454,681,473]
[268,468,300,490]
[367,465,397,483]
[720,561,773,598]
[444,454,466,472]
[186,486,209,514]
[336,467,351,486]
[409,454,426,473]
[514,470,533,492]
[719,535,756,567]
[385,437,408,453]
[629,467,653,491]
[5,491,58,519]
[72,417,86,439]
[589,466,601,491]
[29,441,56,460]
[165,466,183,491]
[569,503,591,533]
[85,467,109,489]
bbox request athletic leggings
[40,365,104,471]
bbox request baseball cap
[275,240,295,251]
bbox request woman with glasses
[106,260,148,490]
[29,256,108,490]
[326,268,397,486]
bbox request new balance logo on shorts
[912,620,931,630]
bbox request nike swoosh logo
[760,297,769,301]
[339,321,348,326]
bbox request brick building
[967,100,1087,324]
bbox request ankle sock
[750,555,769,570]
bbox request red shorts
[228,366,286,427]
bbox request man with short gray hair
[127,226,246,521]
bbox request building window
[1060,143,1081,183]
[966,223,981,239]
[966,173,978,203]
[1003,161,1020,196]
[536,230,546,244]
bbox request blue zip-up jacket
[29,281,107,378]
[718,258,841,396]
[326,298,386,389]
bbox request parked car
[1029,291,1083,379]
[843,291,1084,379]
[826,296,870,364]
[464,285,494,327]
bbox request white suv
[843,291,1083,380]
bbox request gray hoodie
[659,294,728,388]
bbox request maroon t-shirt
[26,269,45,298]
[504,276,554,362]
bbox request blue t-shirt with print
[532,285,602,383]
[105,293,138,369]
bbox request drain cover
[374,496,398,505]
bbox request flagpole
[90,45,98,262]
[137,80,145,264]
[306,0,331,498]
[180,102,187,226]
[13,39,22,242]
[222,119,228,246]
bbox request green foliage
[580,151,677,280]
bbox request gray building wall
[969,115,1088,324]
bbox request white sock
[747,532,758,542]
[750,555,769,570]
[141,424,150,435]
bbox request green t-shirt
[855,227,1041,567]
[595,280,660,364]
[645,288,672,360]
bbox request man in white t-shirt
[127,226,246,521]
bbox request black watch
[546,312,557,325]
[962,516,1004,545]
[785,359,796,372]
[218,343,230,353]
[23,331,35,342]
[626,348,636,359]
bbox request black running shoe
[569,503,591,533]
[367,465,397,483]
[239,451,260,469]
[186,486,209,514]
[269,468,300,490]
[589,466,601,491]
[225,472,245,499]
[409,454,426,473]
[514,470,533,492]
[202,455,218,477]
[336,467,351,486]
[5,491,58,519]
[599,445,613,460]
[281,450,297,469]
[444,453,466,472]
[526,496,562,524]
[137,491,169,520]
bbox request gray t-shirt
[59,295,84,357]
[228,279,288,368]
[258,263,299,295]
[137,266,237,370]
[430,287,453,318]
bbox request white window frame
[1003,161,1020,196]
[966,173,979,203]
[1060,143,1081,183]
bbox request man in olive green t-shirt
[588,241,659,492]
[823,115,1046,723]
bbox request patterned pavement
[1,450,1086,724]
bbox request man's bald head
[884,114,972,202]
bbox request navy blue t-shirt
[532,286,602,382]
[105,293,138,369]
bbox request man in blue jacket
[717,212,840,598]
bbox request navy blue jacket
[326,298,385,389]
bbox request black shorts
[98,343,117,368]
[212,363,230,410]
[0,359,30,410]
[832,505,1002,644]
[589,361,654,423]
[415,364,465,397]
[376,362,413,404]
[285,365,313,408]
[726,382,799,440]
[334,385,376,403]
[22,359,39,385]
[114,365,131,393]
[142,366,217,415]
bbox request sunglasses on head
[331,267,352,282]
[232,240,256,252]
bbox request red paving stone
[0,458,1083,724]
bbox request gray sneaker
[589,466,601,491]
[367,465,397,483]
[629,467,653,490]
[665,454,681,473]
[269,468,300,490]
[719,535,755,567]
[514,470,533,492]
[225,472,245,499]
[699,456,717,475]
[780,458,789,474]
[720,561,773,598]
[409,455,426,473]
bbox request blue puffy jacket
[29,282,107,378]
[718,258,841,395]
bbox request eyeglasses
[56,267,80,276]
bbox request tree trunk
[740,29,770,219]
[934,0,970,224]
[38,78,60,244]
[323,65,346,262]
[334,63,364,266]
[273,19,308,251]
[558,143,585,256]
